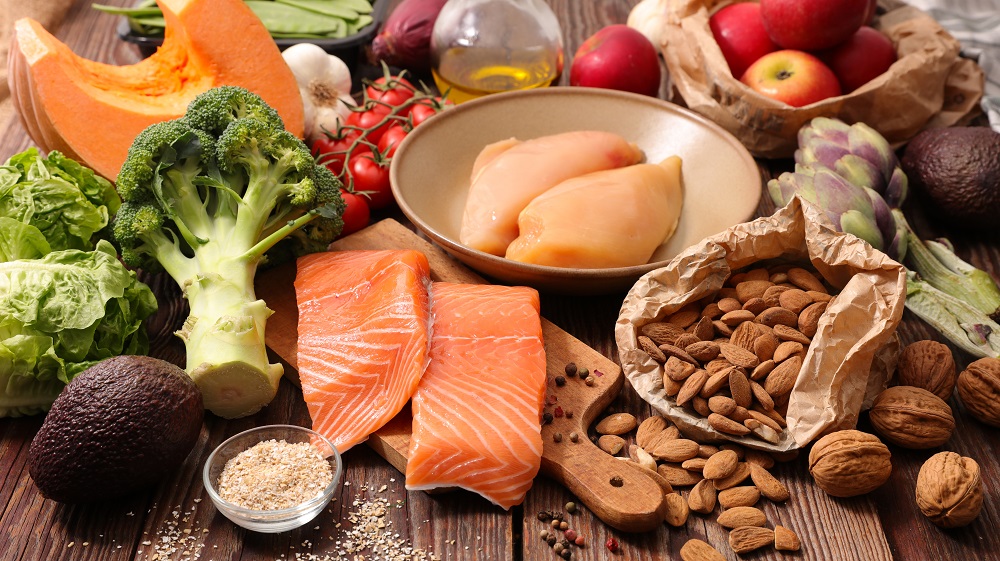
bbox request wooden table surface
[1,1,998,560]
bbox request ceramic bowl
[203,425,342,533]
[389,87,762,295]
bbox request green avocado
[901,126,1000,230]
[27,355,204,503]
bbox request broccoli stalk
[113,87,344,418]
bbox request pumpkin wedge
[8,0,305,181]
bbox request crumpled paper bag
[660,0,985,158]
[615,197,906,451]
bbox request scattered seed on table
[547,534,557,546]
[606,537,619,552]
[559,520,569,530]
[565,362,578,377]
[585,377,595,387]
[574,535,586,547]
[554,406,564,418]
[538,511,553,522]
[543,412,554,424]
[540,529,549,540]
[553,433,563,443]
[569,432,579,443]
[566,410,574,419]
[553,543,564,554]
[565,501,577,514]
[551,519,561,529]
[579,367,590,378]
[565,529,578,541]
[555,375,567,387]
[610,476,624,487]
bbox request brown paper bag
[661,0,985,158]
[614,197,906,451]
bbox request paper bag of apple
[643,0,984,158]
[615,196,906,451]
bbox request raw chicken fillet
[406,282,547,509]
[294,250,432,453]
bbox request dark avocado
[28,355,204,503]
[901,126,1000,231]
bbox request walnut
[808,430,892,497]
[957,357,1000,427]
[915,452,983,528]
[868,386,955,449]
[895,340,956,400]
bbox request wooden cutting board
[257,219,669,532]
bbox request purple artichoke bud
[847,122,896,180]
[884,166,909,208]
[835,154,886,194]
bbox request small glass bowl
[203,425,342,533]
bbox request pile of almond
[594,413,802,557]
[637,265,833,444]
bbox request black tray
[118,0,387,71]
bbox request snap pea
[94,0,374,40]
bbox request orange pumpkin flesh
[8,0,305,181]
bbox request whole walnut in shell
[895,340,956,400]
[808,430,892,497]
[915,451,983,528]
[957,357,1000,427]
[868,386,955,449]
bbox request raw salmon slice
[294,250,431,453]
[406,282,547,509]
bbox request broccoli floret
[112,86,344,419]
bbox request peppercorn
[610,475,623,487]
[547,534,557,546]
[551,519,561,529]
[585,377,595,387]
[606,537,619,552]
[553,433,563,443]
[574,535,585,547]
[542,412,554,425]
[578,367,590,378]
[559,520,569,531]
[565,362,578,377]
[554,406,564,418]
[540,529,549,540]
[553,543,564,555]
[569,432,579,443]
[566,410,574,419]
[564,529,578,542]
[555,375,566,387]
[537,510,552,522]
[565,501,577,514]
[561,548,572,560]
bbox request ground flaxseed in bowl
[203,425,342,533]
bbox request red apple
[740,50,842,107]
[709,2,779,79]
[570,25,662,97]
[760,0,871,51]
[818,26,897,93]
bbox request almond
[762,284,791,307]
[708,395,737,416]
[638,335,667,362]
[659,343,699,365]
[742,297,768,315]
[713,461,752,490]
[668,306,701,328]
[798,301,828,338]
[751,404,787,428]
[686,340,721,362]
[744,449,776,469]
[753,330,780,362]
[682,457,709,472]
[718,486,760,509]
[664,356,698,382]
[778,288,812,313]
[774,525,801,551]
[750,359,776,381]
[658,463,704,487]
[744,268,771,281]
[628,444,658,472]
[692,396,711,417]
[698,444,720,458]
[774,323,812,345]
[712,320,734,337]
[755,306,799,328]
[763,355,803,399]
[729,405,751,423]
[675,332,702,350]
[729,526,774,554]
[749,463,790,502]
[649,438,700,463]
[663,374,683,397]
[719,342,760,369]
[595,412,637,435]
[706,358,734,374]
[703,449,740,480]
[646,426,681,450]
[773,340,805,363]
[735,280,773,303]
[701,302,723,320]
[680,539,726,561]
[717,297,742,313]
[787,267,826,293]
[748,409,783,432]
[745,418,781,444]
[717,505,767,528]
[597,435,625,455]
[688,478,717,514]
[708,412,751,436]
[749,381,774,411]
[636,415,670,449]
[807,290,832,302]
[729,321,762,352]
[677,369,710,406]
[729,369,753,409]
[700,369,732,398]
[692,316,716,341]
[664,491,690,527]
[640,321,684,346]
[721,309,756,326]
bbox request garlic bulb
[282,43,357,141]
[627,0,670,50]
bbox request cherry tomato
[338,189,370,237]
[377,125,408,159]
[346,104,392,144]
[348,153,393,210]
[408,97,453,127]
[311,130,370,176]
[365,76,415,107]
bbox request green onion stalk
[769,117,1000,358]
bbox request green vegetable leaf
[0,218,50,261]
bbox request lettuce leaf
[0,241,157,417]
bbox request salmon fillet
[294,250,432,453]
[405,282,547,509]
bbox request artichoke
[770,117,1000,358]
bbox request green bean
[274,0,358,20]
[244,1,347,35]
[330,0,373,15]
[92,4,164,18]
[344,14,373,34]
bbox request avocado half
[28,355,204,503]
[901,126,1000,231]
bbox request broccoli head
[111,86,344,419]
